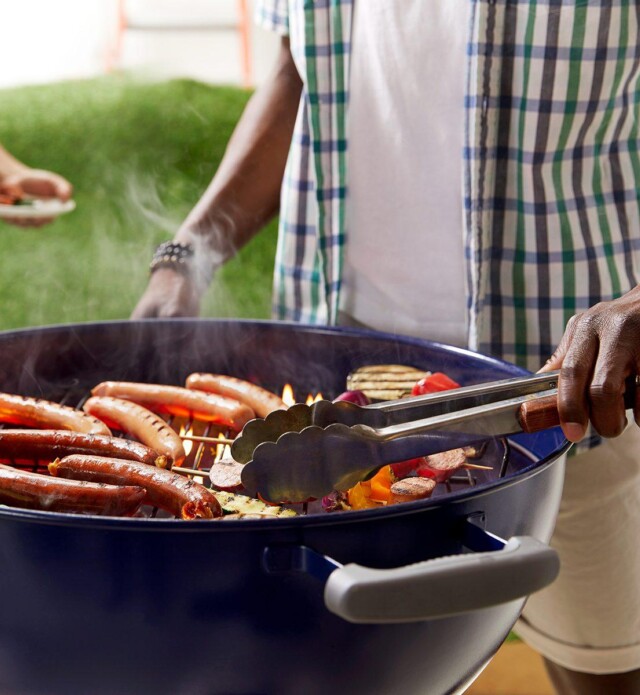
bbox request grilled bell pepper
[411,372,460,396]
[347,466,394,508]
[369,465,393,503]
[347,481,378,510]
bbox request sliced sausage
[418,448,468,483]
[390,477,436,504]
[208,452,244,491]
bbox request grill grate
[0,385,514,517]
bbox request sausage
[0,463,145,516]
[389,477,436,504]
[83,396,185,467]
[208,452,244,491]
[50,455,223,520]
[0,193,20,205]
[0,392,111,435]
[0,429,167,468]
[185,373,286,419]
[417,448,468,483]
[91,381,254,431]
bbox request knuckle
[574,310,601,334]
[614,309,640,336]
[568,311,580,322]
[558,362,590,383]
[565,312,582,330]
[589,376,622,403]
[606,311,631,336]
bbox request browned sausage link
[83,397,185,467]
[185,373,286,419]
[0,430,166,468]
[0,463,145,516]
[0,392,111,435]
[91,381,255,432]
[50,455,222,520]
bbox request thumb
[538,345,566,373]
[8,171,73,201]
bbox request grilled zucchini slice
[214,491,297,518]
[346,364,429,401]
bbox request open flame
[282,384,295,407]
[281,384,323,406]
[179,425,193,457]
[213,434,231,462]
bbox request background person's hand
[0,167,73,228]
[540,285,640,443]
[3,167,73,201]
[131,268,201,319]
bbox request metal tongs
[233,370,571,503]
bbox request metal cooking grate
[0,384,515,518]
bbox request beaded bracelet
[149,241,195,276]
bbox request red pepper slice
[411,372,460,396]
[416,464,451,484]
[389,457,425,478]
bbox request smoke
[123,170,180,236]
[84,168,234,322]
[118,169,264,320]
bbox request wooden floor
[467,641,555,695]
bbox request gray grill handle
[324,535,559,624]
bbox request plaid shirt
[256,1,640,388]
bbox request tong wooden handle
[518,395,560,433]
[518,376,638,434]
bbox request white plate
[0,199,76,220]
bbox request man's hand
[541,285,640,442]
[131,269,201,319]
[1,168,73,228]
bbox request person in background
[0,144,72,227]
[133,3,640,693]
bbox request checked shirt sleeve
[255,0,289,36]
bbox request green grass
[0,75,277,330]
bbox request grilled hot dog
[83,396,185,467]
[0,392,110,435]
[0,429,166,468]
[91,382,254,431]
[0,463,145,516]
[50,455,222,520]
[185,373,286,419]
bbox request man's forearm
[175,38,302,276]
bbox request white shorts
[515,421,640,674]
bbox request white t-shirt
[342,1,469,346]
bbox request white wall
[0,0,114,88]
[0,0,279,89]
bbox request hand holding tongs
[233,370,634,503]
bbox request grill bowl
[0,319,568,695]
